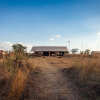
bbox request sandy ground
[24,57,83,100]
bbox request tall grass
[71,58,100,84]
[0,50,34,100]
[67,57,100,99]
[8,64,30,100]
[5,53,32,100]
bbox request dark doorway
[43,52,49,56]
[59,52,64,56]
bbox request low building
[0,50,6,58]
[0,50,3,54]
[91,51,100,57]
[31,46,69,56]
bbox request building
[0,50,6,58]
[31,46,69,56]
[0,50,3,54]
[91,51,100,57]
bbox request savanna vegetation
[63,56,100,100]
[0,45,100,100]
[0,44,35,100]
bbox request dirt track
[24,57,82,100]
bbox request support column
[56,52,58,56]
[48,51,50,56]
[49,52,50,56]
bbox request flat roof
[31,46,68,52]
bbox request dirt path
[24,58,82,100]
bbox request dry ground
[24,57,83,100]
[1,56,99,100]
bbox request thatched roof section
[31,46,68,52]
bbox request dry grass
[0,53,35,100]
[64,57,100,99]
[7,57,35,100]
[8,68,29,100]
[0,55,100,100]
[71,57,100,84]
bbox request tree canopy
[12,44,26,55]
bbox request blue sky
[0,0,100,51]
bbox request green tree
[12,44,26,57]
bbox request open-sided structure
[31,46,69,56]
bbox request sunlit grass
[67,57,100,99]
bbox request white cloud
[25,44,33,53]
[0,42,13,51]
[49,34,61,42]
[55,34,61,38]
[97,32,100,36]
[49,38,55,41]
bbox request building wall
[34,51,67,56]
[91,52,100,57]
